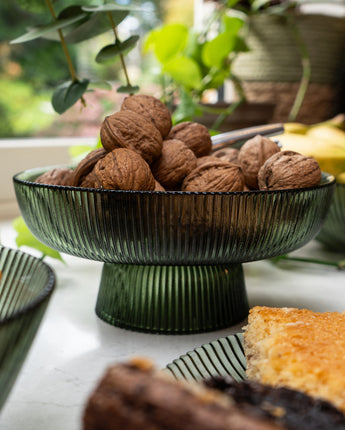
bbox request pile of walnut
[36,94,322,192]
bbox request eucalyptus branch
[45,0,79,83]
[107,11,132,90]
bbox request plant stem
[107,11,132,89]
[271,255,345,270]
[45,0,79,83]
[287,15,311,121]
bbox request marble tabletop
[0,219,344,430]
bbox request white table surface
[0,219,344,430]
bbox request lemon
[277,132,345,177]
[336,172,345,184]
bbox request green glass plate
[316,183,345,252]
[0,246,55,411]
[165,333,246,382]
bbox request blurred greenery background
[0,0,194,138]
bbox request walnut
[151,139,197,190]
[196,156,221,167]
[168,121,212,157]
[100,110,163,164]
[213,147,240,164]
[238,135,280,189]
[35,167,75,186]
[182,161,245,192]
[154,180,165,191]
[121,94,172,139]
[93,148,155,191]
[258,150,322,190]
[73,148,107,187]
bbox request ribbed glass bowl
[13,167,335,333]
[0,246,55,411]
[316,182,345,252]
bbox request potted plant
[211,0,345,124]
[142,4,275,130]
[144,0,345,127]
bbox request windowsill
[0,137,96,220]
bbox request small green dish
[166,332,246,381]
[13,168,334,334]
[316,182,345,252]
[0,246,55,411]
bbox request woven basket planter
[232,13,345,123]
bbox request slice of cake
[244,306,345,413]
[83,357,345,430]
[83,358,281,430]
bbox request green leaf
[117,84,140,94]
[88,80,113,91]
[164,56,202,89]
[52,79,89,114]
[10,12,87,44]
[96,36,139,63]
[201,32,237,68]
[221,15,244,35]
[172,90,201,123]
[13,217,64,263]
[64,10,129,44]
[82,3,144,12]
[14,0,46,13]
[148,24,189,64]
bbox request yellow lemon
[277,132,345,177]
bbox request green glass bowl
[0,246,55,411]
[316,182,345,252]
[13,168,335,333]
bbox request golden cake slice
[243,306,345,413]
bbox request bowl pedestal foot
[95,263,249,334]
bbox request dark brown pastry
[83,359,282,430]
[205,375,345,430]
[121,94,172,139]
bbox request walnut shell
[238,135,280,189]
[168,121,212,157]
[100,110,163,164]
[196,156,221,167]
[213,147,240,164]
[151,139,197,190]
[182,162,245,192]
[73,148,107,187]
[121,94,172,139]
[258,150,322,190]
[93,148,155,191]
[154,180,165,191]
[35,167,75,186]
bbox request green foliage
[143,12,247,122]
[0,79,55,137]
[13,217,65,263]
[11,0,143,114]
